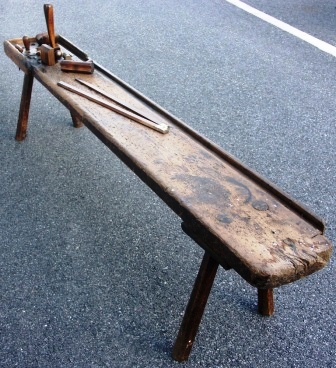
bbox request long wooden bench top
[4,36,332,290]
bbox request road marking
[225,0,336,58]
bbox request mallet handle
[44,4,56,48]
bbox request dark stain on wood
[4,36,332,290]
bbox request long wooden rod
[57,81,169,134]
[75,78,158,125]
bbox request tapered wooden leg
[172,252,219,362]
[258,288,274,316]
[70,111,83,128]
[15,72,34,141]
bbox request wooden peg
[22,35,30,51]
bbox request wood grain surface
[4,37,332,289]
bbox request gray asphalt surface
[244,0,336,46]
[0,1,335,367]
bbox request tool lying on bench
[75,77,161,125]
[57,80,169,134]
[17,4,93,73]
[3,4,332,362]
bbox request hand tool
[60,60,94,73]
[40,4,62,65]
[44,4,56,48]
[21,36,41,58]
[75,78,159,124]
[36,32,50,46]
[22,35,30,52]
[57,81,169,134]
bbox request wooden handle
[60,60,94,74]
[22,35,30,51]
[36,32,50,46]
[44,4,56,48]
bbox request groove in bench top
[4,37,332,289]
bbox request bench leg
[15,72,34,141]
[70,111,84,128]
[258,288,274,316]
[172,252,219,362]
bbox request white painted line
[225,0,336,58]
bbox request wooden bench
[4,34,332,362]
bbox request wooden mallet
[40,4,62,65]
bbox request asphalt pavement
[0,1,335,367]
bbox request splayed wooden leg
[172,252,219,362]
[70,111,83,128]
[258,288,274,316]
[15,72,34,141]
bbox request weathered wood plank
[4,37,332,290]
